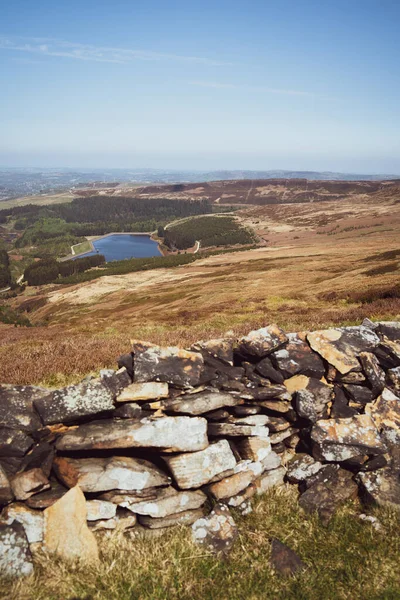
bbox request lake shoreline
[62,232,162,262]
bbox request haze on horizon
[1,0,400,174]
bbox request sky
[1,0,400,173]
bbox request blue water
[78,234,161,263]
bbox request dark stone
[192,338,234,366]
[204,409,231,421]
[376,321,400,343]
[221,380,246,393]
[246,384,290,401]
[113,403,144,419]
[359,352,386,395]
[343,384,375,405]
[0,428,33,457]
[331,386,358,418]
[270,538,306,576]
[100,367,131,397]
[192,503,238,554]
[255,357,284,383]
[238,325,288,358]
[373,340,400,369]
[34,379,115,425]
[0,521,33,578]
[272,333,325,379]
[299,467,358,523]
[25,479,68,509]
[118,353,134,379]
[133,341,204,387]
[230,405,261,417]
[0,464,13,505]
[19,442,54,478]
[0,385,44,432]
[360,454,387,472]
[358,464,400,510]
[295,377,333,423]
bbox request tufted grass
[2,486,399,600]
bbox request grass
[1,486,399,600]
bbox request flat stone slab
[147,390,241,415]
[34,379,115,425]
[272,333,325,379]
[286,454,324,483]
[192,504,237,554]
[56,416,209,453]
[133,341,204,387]
[365,388,400,448]
[307,326,379,374]
[285,375,333,422]
[139,507,204,529]
[208,422,270,438]
[311,414,386,462]
[255,467,286,494]
[270,538,306,576]
[11,468,50,501]
[121,487,207,518]
[207,469,256,500]
[86,500,117,521]
[358,466,400,510]
[0,427,33,457]
[116,382,169,403]
[299,467,358,523]
[0,521,33,578]
[53,456,170,493]
[164,440,236,489]
[0,385,44,432]
[1,503,44,543]
[238,325,288,358]
[192,338,234,365]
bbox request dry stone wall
[1,319,400,576]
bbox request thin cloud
[0,36,231,66]
[190,80,316,97]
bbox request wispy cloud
[190,80,316,97]
[0,36,231,66]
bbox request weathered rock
[53,456,170,493]
[270,429,296,445]
[11,468,50,501]
[334,371,366,384]
[257,400,293,413]
[140,508,204,529]
[116,382,169,403]
[270,538,306,576]
[376,321,400,342]
[299,467,358,523]
[331,385,358,418]
[86,500,117,521]
[192,338,234,365]
[164,440,236,489]
[311,414,386,462]
[307,326,379,374]
[261,451,282,471]
[255,467,286,494]
[56,416,209,453]
[1,503,44,543]
[192,503,237,554]
[35,379,116,426]
[0,521,33,578]
[226,482,257,508]
[286,454,324,483]
[208,422,269,438]
[207,469,256,500]
[388,366,400,393]
[373,339,400,369]
[0,465,13,505]
[359,352,386,395]
[231,405,262,417]
[238,325,288,358]
[0,385,44,432]
[243,384,291,401]
[227,415,269,427]
[133,341,204,387]
[148,390,241,415]
[272,333,325,379]
[343,384,375,406]
[285,375,333,422]
[98,488,160,504]
[255,357,284,383]
[43,486,99,562]
[0,427,33,457]
[358,466,400,510]
[100,367,131,397]
[118,353,134,379]
[90,509,137,531]
[24,481,66,512]
[365,388,400,448]
[235,437,272,462]
[125,487,207,519]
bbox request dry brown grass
[1,486,399,600]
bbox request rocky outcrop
[0,320,400,577]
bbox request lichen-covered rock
[25,480,67,509]
[11,468,50,501]
[376,321,400,342]
[359,352,386,395]
[1,503,44,543]
[208,422,270,438]
[365,388,400,448]
[86,500,117,521]
[192,338,234,365]
[299,467,358,523]
[255,466,286,494]
[272,333,325,379]
[147,390,241,415]
[100,367,131,397]
[238,325,288,358]
[164,440,236,489]
[307,326,379,374]
[311,414,386,462]
[0,385,44,432]
[373,339,400,369]
[207,468,257,500]
[34,379,115,425]
[254,356,284,383]
[285,375,333,422]
[123,487,207,518]
[133,341,204,387]
[358,466,400,510]
[286,454,324,483]
[56,416,209,453]
[0,427,33,458]
[0,521,33,578]
[0,465,13,505]
[43,486,99,563]
[235,437,272,462]
[90,509,137,532]
[139,507,204,529]
[270,538,306,576]
[192,503,237,554]
[53,456,170,493]
[116,382,169,402]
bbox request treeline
[24,254,105,286]
[0,197,212,227]
[0,246,11,289]
[163,216,256,250]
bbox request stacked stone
[1,319,400,576]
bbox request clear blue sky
[1,0,400,173]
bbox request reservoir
[79,234,162,262]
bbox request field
[2,486,399,600]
